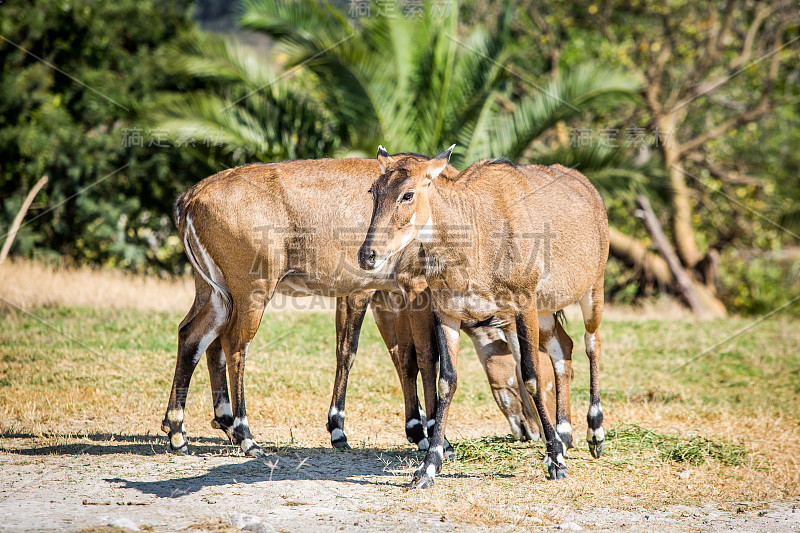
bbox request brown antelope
[359,146,608,487]
[162,157,566,458]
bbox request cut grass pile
[606,424,748,467]
[454,424,748,476]
[454,436,537,475]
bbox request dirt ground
[1,433,798,533]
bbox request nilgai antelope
[359,147,608,487]
[162,157,565,458]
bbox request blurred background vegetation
[1,0,798,315]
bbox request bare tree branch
[729,3,773,70]
[0,176,49,265]
[635,195,719,318]
[608,226,673,286]
[685,152,763,186]
[677,17,791,155]
[677,100,769,155]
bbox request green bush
[718,250,800,316]
[0,0,208,273]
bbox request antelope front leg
[327,296,369,449]
[410,314,460,489]
[408,290,454,459]
[512,310,567,480]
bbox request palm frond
[473,64,641,162]
[530,143,664,202]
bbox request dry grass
[1,262,799,528]
[0,258,342,314]
[0,259,195,312]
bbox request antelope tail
[176,198,233,317]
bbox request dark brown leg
[539,313,575,450]
[219,283,271,458]
[407,289,454,459]
[513,308,567,479]
[207,338,234,440]
[580,279,605,459]
[326,294,370,449]
[409,312,460,489]
[371,299,428,448]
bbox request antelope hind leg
[540,313,575,451]
[207,337,235,442]
[162,289,227,455]
[580,282,605,459]
[510,311,567,480]
[219,282,274,459]
[463,322,543,442]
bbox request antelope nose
[359,248,377,270]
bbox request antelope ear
[428,144,455,179]
[377,145,394,173]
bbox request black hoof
[409,470,435,489]
[548,462,568,480]
[589,439,604,459]
[332,439,352,450]
[330,427,350,449]
[168,438,190,456]
[559,431,574,450]
[244,443,267,459]
[211,419,234,442]
[416,438,429,451]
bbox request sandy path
[0,439,469,532]
[1,435,798,532]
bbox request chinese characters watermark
[348,0,452,19]
[121,127,226,148]
[569,126,675,148]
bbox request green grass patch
[607,423,748,467]
[452,436,540,475]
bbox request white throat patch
[418,214,434,243]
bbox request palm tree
[153,0,644,180]
[151,36,341,164]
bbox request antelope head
[358,144,454,271]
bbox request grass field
[1,299,798,528]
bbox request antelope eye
[400,191,415,202]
